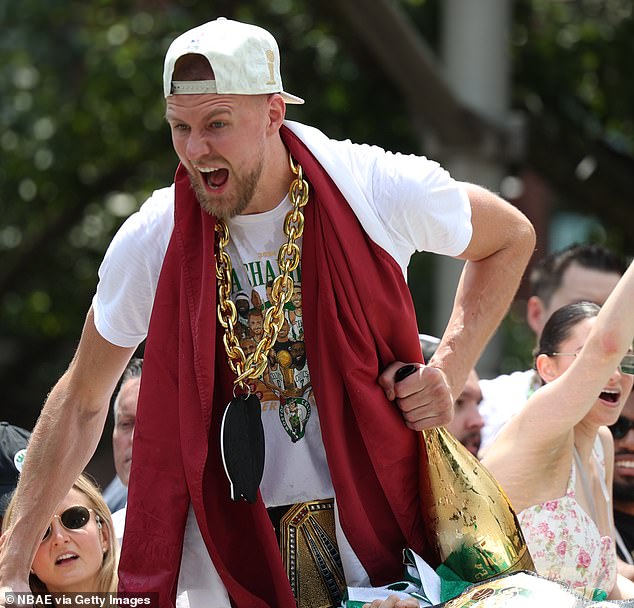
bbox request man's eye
[211,121,225,129]
[172,123,190,132]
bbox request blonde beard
[189,158,263,220]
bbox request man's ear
[535,353,557,384]
[527,296,547,336]
[266,93,286,133]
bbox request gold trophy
[397,355,535,584]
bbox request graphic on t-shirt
[220,204,317,444]
[247,307,264,343]
[232,266,310,442]
[288,284,303,341]
[272,318,293,354]
[235,291,251,330]
[279,397,311,443]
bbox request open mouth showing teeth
[599,390,619,403]
[199,167,228,189]
[55,553,79,565]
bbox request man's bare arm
[380,184,535,431]
[429,184,535,401]
[0,307,135,591]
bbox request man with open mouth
[0,17,535,608]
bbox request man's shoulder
[102,476,128,512]
[136,184,175,223]
[284,120,385,162]
[111,184,175,246]
[93,185,175,349]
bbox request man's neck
[240,137,293,216]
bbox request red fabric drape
[118,125,437,606]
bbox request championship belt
[279,499,346,608]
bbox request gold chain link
[215,153,309,390]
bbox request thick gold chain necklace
[215,153,309,391]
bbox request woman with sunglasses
[2,473,117,595]
[482,259,634,600]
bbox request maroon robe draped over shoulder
[118,125,437,606]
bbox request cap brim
[281,92,304,105]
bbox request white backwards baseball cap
[163,17,304,104]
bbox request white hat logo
[266,50,276,85]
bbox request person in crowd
[0,18,534,608]
[2,473,117,595]
[611,387,634,571]
[104,359,143,542]
[445,370,484,457]
[102,359,143,514]
[482,260,634,600]
[479,244,626,454]
[0,423,30,528]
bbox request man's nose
[186,132,212,162]
[467,408,485,430]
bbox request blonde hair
[2,473,119,593]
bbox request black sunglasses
[42,505,98,542]
[609,416,634,440]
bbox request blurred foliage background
[1,0,632,482]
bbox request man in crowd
[445,370,484,458]
[109,359,143,539]
[0,18,534,608]
[479,243,626,454]
[102,358,143,512]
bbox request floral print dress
[518,438,617,599]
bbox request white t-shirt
[93,120,472,603]
[478,368,543,454]
[220,195,334,508]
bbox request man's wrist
[428,361,474,409]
